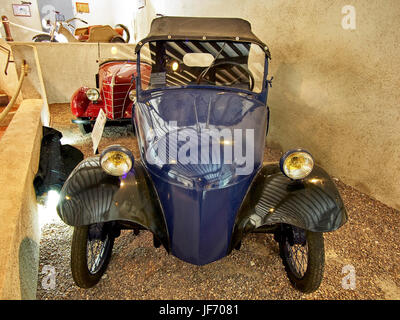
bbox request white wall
[71,0,114,29]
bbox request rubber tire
[114,24,130,43]
[110,35,125,43]
[32,34,58,42]
[71,225,114,289]
[279,230,325,293]
[77,117,93,134]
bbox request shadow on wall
[267,63,343,173]
[267,63,308,151]
[19,237,39,300]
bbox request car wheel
[32,34,58,42]
[71,224,114,288]
[278,225,325,293]
[77,117,93,134]
[110,35,125,43]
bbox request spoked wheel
[71,224,114,288]
[278,225,325,293]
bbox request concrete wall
[17,42,136,104]
[7,42,50,126]
[0,99,43,299]
[133,0,400,210]
[0,40,23,104]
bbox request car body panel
[229,163,348,252]
[57,157,170,251]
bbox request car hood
[134,88,269,264]
[99,61,136,88]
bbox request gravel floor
[36,103,400,300]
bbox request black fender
[56,157,170,251]
[229,163,348,251]
[34,127,83,196]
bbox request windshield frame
[135,40,270,101]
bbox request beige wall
[0,99,43,299]
[29,42,136,104]
[0,41,23,103]
[137,0,400,209]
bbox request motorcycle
[32,10,129,43]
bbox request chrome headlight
[100,145,134,176]
[128,89,136,101]
[86,88,100,101]
[280,149,314,180]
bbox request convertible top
[135,16,270,57]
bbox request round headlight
[86,88,100,101]
[100,145,134,176]
[280,149,314,180]
[128,90,136,101]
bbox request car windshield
[139,40,266,93]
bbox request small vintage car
[70,59,151,134]
[57,17,347,293]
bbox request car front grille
[102,78,133,120]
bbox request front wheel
[71,224,114,288]
[278,225,325,293]
[77,117,93,134]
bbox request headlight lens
[100,145,134,176]
[280,149,314,180]
[128,90,136,101]
[86,88,100,101]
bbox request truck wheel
[71,224,114,288]
[77,117,93,134]
[278,225,325,293]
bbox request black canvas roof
[135,16,270,57]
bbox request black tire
[278,226,325,293]
[71,225,114,288]
[114,24,130,43]
[110,35,125,43]
[32,34,58,42]
[77,117,93,134]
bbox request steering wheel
[196,61,255,91]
